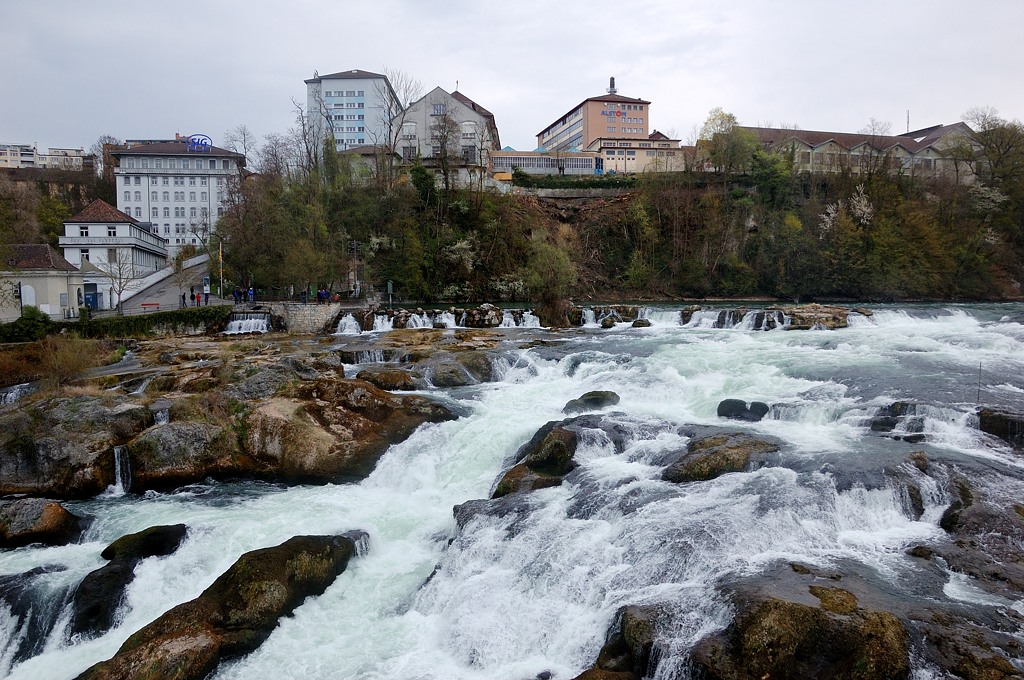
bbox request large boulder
[0,397,153,498]
[977,407,1024,448]
[689,588,910,679]
[774,303,852,330]
[355,368,421,391]
[128,422,246,492]
[563,391,621,415]
[662,431,779,483]
[75,532,365,680]
[716,399,770,422]
[71,524,189,638]
[492,420,580,498]
[245,379,455,483]
[0,498,87,549]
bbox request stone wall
[267,302,346,335]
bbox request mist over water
[2,304,1023,679]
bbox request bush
[0,306,53,343]
[36,336,102,388]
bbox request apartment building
[111,138,245,258]
[0,143,94,170]
[536,78,651,153]
[305,69,399,153]
[395,87,500,169]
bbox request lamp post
[15,281,22,316]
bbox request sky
[3,0,1024,154]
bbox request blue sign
[187,134,212,152]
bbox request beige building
[537,78,650,153]
[1,244,85,322]
[588,130,684,174]
[740,123,978,183]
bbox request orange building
[536,78,651,153]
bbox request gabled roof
[6,244,77,272]
[66,199,137,225]
[113,140,243,159]
[649,130,671,141]
[305,69,387,84]
[452,91,494,119]
[741,125,971,154]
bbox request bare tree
[367,68,423,193]
[429,104,462,218]
[857,118,895,179]
[170,246,197,307]
[98,248,143,315]
[223,125,257,159]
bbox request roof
[305,69,387,84]
[112,140,244,159]
[649,130,671,141]
[740,124,971,154]
[344,145,401,158]
[66,199,138,225]
[6,244,78,272]
[452,91,494,119]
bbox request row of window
[123,157,233,170]
[330,114,365,121]
[122,175,221,187]
[324,90,365,97]
[795,151,937,170]
[603,103,645,111]
[332,102,365,109]
[124,191,210,202]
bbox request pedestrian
[248,287,254,303]
[204,291,209,306]
[301,289,307,305]
[181,292,186,308]
[190,285,195,300]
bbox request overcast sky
[3,0,1023,154]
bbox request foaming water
[3,304,1024,679]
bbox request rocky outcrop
[245,379,455,483]
[492,420,581,498]
[662,431,779,483]
[76,532,365,680]
[128,422,244,492]
[71,524,189,638]
[355,368,421,391]
[716,399,770,422]
[689,588,910,679]
[978,407,1024,448]
[572,605,658,680]
[774,303,851,330]
[0,397,153,498]
[563,391,621,415]
[0,498,88,549]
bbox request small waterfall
[0,384,31,406]
[737,310,787,331]
[224,312,270,335]
[371,315,394,332]
[684,309,723,328]
[520,311,541,328]
[437,312,458,328]
[129,376,153,395]
[499,310,542,328]
[335,314,362,335]
[459,312,467,327]
[639,308,684,326]
[404,313,433,329]
[111,445,131,495]
[582,309,597,327]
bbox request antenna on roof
[313,70,319,79]
[607,77,617,95]
[456,80,459,92]
[906,110,910,133]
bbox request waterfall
[404,313,433,329]
[224,312,270,335]
[111,446,131,495]
[582,309,597,327]
[0,384,31,406]
[437,312,458,328]
[519,311,541,328]
[459,312,467,327]
[371,315,394,332]
[335,314,362,335]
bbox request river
[2,303,1024,679]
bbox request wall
[267,301,345,335]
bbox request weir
[224,311,270,334]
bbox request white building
[111,138,244,258]
[0,143,93,170]
[59,199,168,310]
[395,87,500,169]
[0,244,85,322]
[305,69,399,153]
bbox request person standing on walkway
[181,292,186,308]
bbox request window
[151,176,159,185]
[209,159,216,169]
[461,146,477,163]
[134,191,141,201]
[151,208,158,218]
[201,191,208,201]
[217,207,224,217]
[164,225,170,234]
[357,102,363,108]
[168,158,177,169]
[175,207,184,217]
[402,146,415,161]
[141,158,149,168]
[126,158,135,168]
[151,191,158,201]
[175,191,185,201]
[162,177,169,186]
[189,177,196,186]
[357,114,364,120]
[200,177,207,186]
[402,122,416,139]
[182,159,190,169]
[190,207,197,217]
[163,191,169,201]
[346,90,355,96]
[123,190,130,201]
[135,177,141,185]
[79,226,89,236]
[216,178,224,186]
[432,103,445,116]
[607,126,617,133]
[222,160,229,169]
[163,207,170,217]
[431,145,441,157]
[134,208,141,217]
[155,158,163,168]
[356,90,364,96]
[174,176,183,186]
[189,192,196,201]
[80,249,89,261]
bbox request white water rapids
[2,304,1024,679]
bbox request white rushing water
[335,314,362,335]
[224,312,270,335]
[3,304,1024,679]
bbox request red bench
[140,302,160,311]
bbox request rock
[600,317,617,329]
[573,605,658,680]
[631,319,651,328]
[663,432,779,483]
[716,399,770,422]
[430,363,473,387]
[689,590,910,679]
[128,422,244,492]
[563,391,621,414]
[774,303,852,330]
[455,351,493,382]
[76,532,365,680]
[0,498,87,549]
[978,407,1024,448]
[223,363,292,401]
[355,368,420,391]
[0,397,153,499]
[492,420,580,498]
[245,379,455,484]
[71,525,188,638]
[282,357,321,381]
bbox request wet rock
[128,422,244,492]
[716,399,770,422]
[600,317,617,329]
[454,351,493,382]
[223,363,292,401]
[245,379,455,484]
[774,303,852,330]
[0,565,70,664]
[492,420,580,498]
[355,368,420,391]
[0,498,87,549]
[631,319,652,328]
[689,590,909,679]
[0,397,153,499]
[282,357,321,381]
[71,524,188,638]
[563,391,621,415]
[662,432,779,483]
[76,532,365,680]
[574,605,658,680]
[977,407,1024,449]
[429,362,474,387]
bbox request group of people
[181,286,209,308]
[232,287,255,304]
